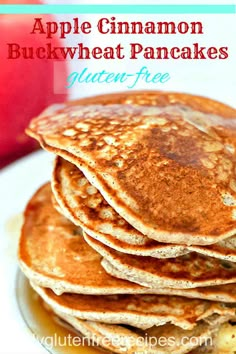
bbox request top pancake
[66,91,236,118]
[27,92,236,245]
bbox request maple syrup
[16,272,103,354]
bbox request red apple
[0,0,68,168]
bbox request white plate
[0,150,53,354]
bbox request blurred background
[0,0,235,168]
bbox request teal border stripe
[0,4,235,14]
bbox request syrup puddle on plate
[16,271,104,354]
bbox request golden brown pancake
[27,96,236,245]
[31,282,235,331]
[52,156,189,257]
[84,233,236,289]
[52,156,149,246]
[18,183,236,302]
[18,183,147,295]
[53,156,236,262]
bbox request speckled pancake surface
[18,183,147,296]
[18,183,236,302]
[31,282,235,331]
[52,156,189,257]
[53,156,236,262]
[52,156,150,246]
[84,233,236,289]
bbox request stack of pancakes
[18,92,236,353]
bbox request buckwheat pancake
[18,183,236,302]
[52,156,150,246]
[49,306,235,354]
[18,183,150,296]
[27,95,236,246]
[190,237,236,263]
[31,282,235,331]
[53,156,236,262]
[84,234,236,289]
[52,156,188,257]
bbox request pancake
[50,307,235,354]
[52,156,188,257]
[65,91,236,118]
[18,183,236,302]
[84,233,236,289]
[42,293,236,354]
[53,156,236,262]
[190,237,236,263]
[26,93,236,246]
[52,156,147,246]
[18,183,149,296]
[31,282,235,331]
